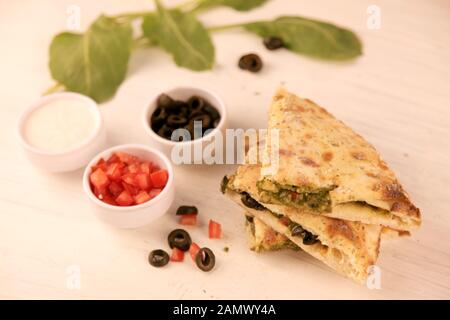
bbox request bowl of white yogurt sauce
[17,92,106,172]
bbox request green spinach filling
[240,192,319,246]
[257,178,335,212]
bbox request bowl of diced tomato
[82,144,174,228]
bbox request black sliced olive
[245,215,254,223]
[302,231,319,245]
[176,205,198,216]
[157,94,174,109]
[168,229,192,251]
[150,106,167,131]
[238,53,263,72]
[220,175,229,194]
[148,249,169,267]
[190,114,211,129]
[188,96,205,113]
[263,36,284,50]
[290,224,305,237]
[157,125,173,140]
[203,104,221,121]
[167,114,187,127]
[240,192,265,210]
[167,100,188,114]
[195,247,215,272]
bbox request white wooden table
[1,0,449,299]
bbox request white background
[0,0,449,299]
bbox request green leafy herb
[194,0,269,12]
[141,13,160,45]
[49,15,132,102]
[244,16,362,60]
[143,0,214,71]
[46,0,363,103]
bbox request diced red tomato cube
[170,248,185,262]
[122,173,138,187]
[89,152,170,208]
[279,216,290,226]
[148,188,162,199]
[91,158,107,171]
[150,169,168,188]
[136,173,152,190]
[106,153,119,164]
[102,194,117,206]
[121,166,129,175]
[90,168,109,190]
[93,186,108,199]
[128,163,140,173]
[189,243,200,261]
[140,162,151,174]
[180,214,197,226]
[116,152,138,164]
[108,181,124,197]
[209,220,222,239]
[115,190,134,206]
[106,162,122,181]
[134,191,151,204]
[122,182,138,196]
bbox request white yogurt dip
[23,98,97,153]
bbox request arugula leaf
[195,0,269,11]
[49,15,132,102]
[143,0,214,71]
[245,16,362,60]
[141,13,160,45]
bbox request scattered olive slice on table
[176,206,198,216]
[263,36,284,50]
[168,229,192,251]
[238,53,263,72]
[195,247,216,272]
[148,249,170,267]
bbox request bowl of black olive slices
[142,86,227,163]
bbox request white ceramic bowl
[82,144,175,229]
[142,86,227,163]
[17,92,107,172]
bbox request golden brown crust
[228,163,382,283]
[261,88,421,230]
[227,188,380,284]
[327,219,355,241]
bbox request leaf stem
[113,11,153,21]
[113,0,202,21]
[189,0,215,14]
[43,83,64,96]
[176,0,202,11]
[132,36,154,49]
[207,22,249,32]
